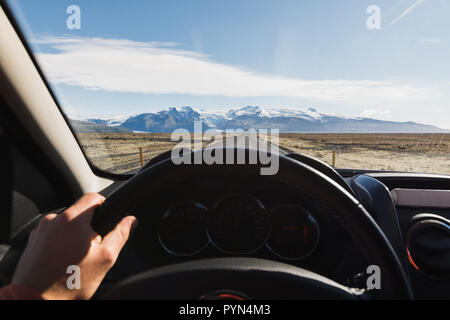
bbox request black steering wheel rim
[92,148,413,299]
[100,257,360,300]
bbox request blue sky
[7,0,450,128]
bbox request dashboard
[96,162,450,299]
[107,172,368,287]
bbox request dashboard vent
[406,216,450,279]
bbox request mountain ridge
[77,106,449,133]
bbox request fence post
[139,147,144,167]
[332,150,336,168]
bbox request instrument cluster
[158,195,320,261]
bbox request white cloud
[34,36,438,106]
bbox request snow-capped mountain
[78,106,448,133]
[86,114,134,127]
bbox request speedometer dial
[267,204,319,260]
[208,195,270,254]
[158,201,209,256]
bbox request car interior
[0,2,449,300]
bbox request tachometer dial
[208,195,270,254]
[267,204,319,260]
[158,201,209,256]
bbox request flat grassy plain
[77,133,450,175]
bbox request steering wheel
[92,148,413,299]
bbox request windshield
[6,0,450,175]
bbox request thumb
[101,216,137,258]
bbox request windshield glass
[6,0,450,175]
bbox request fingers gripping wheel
[91,148,413,299]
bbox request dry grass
[77,133,450,175]
[276,133,450,175]
[77,133,178,173]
